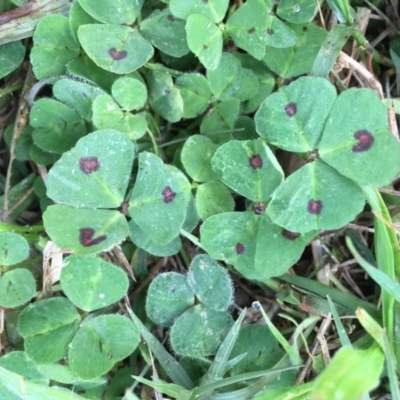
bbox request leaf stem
[180,229,205,250]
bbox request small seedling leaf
[43,205,130,255]
[140,8,190,58]
[170,304,233,357]
[60,255,129,312]
[146,272,195,327]
[46,130,134,208]
[78,24,154,74]
[201,212,315,280]
[255,76,336,152]
[129,152,190,245]
[0,269,36,308]
[267,162,366,233]
[185,14,222,71]
[211,138,284,202]
[78,0,144,25]
[319,88,400,187]
[68,315,139,380]
[170,0,229,23]
[0,232,29,266]
[187,254,233,311]
[17,298,81,364]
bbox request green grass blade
[127,307,194,389]
[311,24,356,78]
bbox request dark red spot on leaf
[79,157,100,174]
[352,130,374,152]
[267,29,274,35]
[202,0,208,3]
[249,154,263,169]
[281,229,300,240]
[203,44,208,50]
[79,228,107,247]
[164,88,170,95]
[302,26,308,32]
[108,47,128,61]
[253,202,266,215]
[284,102,297,117]
[307,199,323,215]
[236,243,244,255]
[248,27,256,34]
[167,14,175,21]
[162,186,176,203]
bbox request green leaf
[0,232,29,266]
[196,181,235,220]
[0,269,36,308]
[0,351,48,385]
[46,130,134,208]
[175,73,212,118]
[181,135,218,182]
[264,15,297,48]
[267,162,366,233]
[276,0,318,24]
[319,88,400,187]
[53,78,105,121]
[206,53,259,102]
[111,75,147,111]
[147,70,183,123]
[226,0,268,60]
[31,16,80,79]
[230,325,284,375]
[311,345,383,399]
[140,8,190,58]
[129,220,182,257]
[170,0,229,23]
[30,98,87,154]
[43,205,130,255]
[60,255,129,312]
[187,254,233,311]
[0,366,84,400]
[201,212,315,281]
[390,38,400,71]
[68,315,139,380]
[263,22,327,78]
[211,138,284,202]
[146,272,195,327]
[69,1,98,43]
[185,14,222,71]
[0,41,25,79]
[170,304,233,357]
[17,298,81,364]
[255,76,337,152]
[78,0,144,25]
[129,152,190,245]
[78,24,154,74]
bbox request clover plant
[0,0,400,397]
[146,254,233,357]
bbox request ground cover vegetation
[0,0,400,398]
